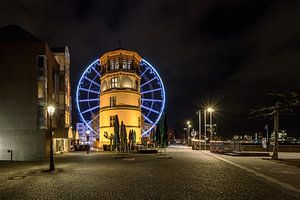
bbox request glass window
[123,58,127,69]
[115,58,119,69]
[38,80,45,99]
[111,77,118,88]
[110,96,116,107]
[127,59,132,70]
[110,60,114,70]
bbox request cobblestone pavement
[0,146,299,200]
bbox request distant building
[0,25,72,160]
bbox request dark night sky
[1,0,300,138]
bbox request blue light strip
[141,87,162,95]
[140,76,157,87]
[81,105,100,114]
[79,98,100,103]
[140,67,149,77]
[92,67,101,77]
[79,87,100,95]
[141,98,163,103]
[87,113,100,125]
[142,114,154,124]
[84,76,100,87]
[141,59,166,137]
[141,105,160,114]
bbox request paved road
[0,146,299,200]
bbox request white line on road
[203,151,300,194]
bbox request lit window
[110,60,114,70]
[123,58,127,69]
[38,80,45,99]
[127,59,132,70]
[115,58,119,69]
[111,77,118,88]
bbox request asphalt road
[0,146,299,200]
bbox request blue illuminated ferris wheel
[76,58,165,137]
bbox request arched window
[122,77,133,88]
[123,58,127,69]
[115,58,119,69]
[111,77,118,88]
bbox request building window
[110,96,116,107]
[138,98,140,107]
[110,116,115,126]
[135,80,139,91]
[127,59,132,70]
[38,80,45,99]
[110,60,114,70]
[37,55,47,76]
[123,58,127,69]
[111,77,118,88]
[115,58,119,69]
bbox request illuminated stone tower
[99,48,142,148]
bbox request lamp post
[187,121,191,145]
[47,105,55,171]
[204,110,206,150]
[86,130,90,154]
[198,109,201,150]
[207,107,214,142]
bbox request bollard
[7,150,13,161]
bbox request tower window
[115,58,119,69]
[111,77,118,88]
[110,60,114,70]
[110,96,116,107]
[138,117,141,127]
[127,59,132,70]
[123,58,127,69]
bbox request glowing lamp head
[188,124,192,128]
[207,107,214,112]
[187,121,190,125]
[86,130,90,135]
[47,105,55,116]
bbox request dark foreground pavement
[0,146,299,200]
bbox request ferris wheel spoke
[79,87,100,95]
[87,113,100,125]
[78,98,99,103]
[140,67,150,77]
[141,105,160,114]
[141,88,162,95]
[81,105,100,114]
[141,98,162,103]
[141,77,157,87]
[142,114,154,124]
[84,76,100,87]
[92,66,101,77]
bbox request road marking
[204,151,300,194]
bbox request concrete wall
[0,42,47,160]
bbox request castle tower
[99,48,142,148]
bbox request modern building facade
[0,25,72,160]
[99,49,142,147]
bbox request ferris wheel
[76,58,165,137]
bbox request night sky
[1,0,300,138]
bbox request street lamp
[207,107,214,142]
[86,130,90,154]
[47,105,55,171]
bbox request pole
[199,109,201,150]
[49,117,55,171]
[209,111,213,142]
[204,110,206,151]
[272,103,279,160]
